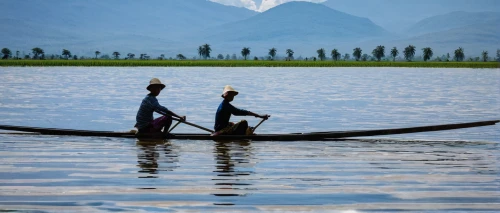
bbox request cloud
[210,0,326,12]
[209,0,259,11]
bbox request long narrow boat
[0,120,498,141]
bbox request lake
[0,67,499,212]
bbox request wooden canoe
[0,120,498,141]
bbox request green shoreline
[0,60,498,68]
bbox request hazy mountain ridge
[0,0,258,55]
[321,0,500,33]
[0,0,498,58]
[407,11,500,35]
[399,21,500,50]
[198,2,389,45]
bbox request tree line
[2,45,500,62]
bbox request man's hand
[179,116,186,121]
[259,114,270,120]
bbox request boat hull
[0,120,498,141]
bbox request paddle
[170,117,214,133]
[167,121,182,133]
[251,115,270,133]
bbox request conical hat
[222,85,239,96]
[147,78,166,91]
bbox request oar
[252,119,266,132]
[171,117,214,133]
[167,121,182,133]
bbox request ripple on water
[0,67,499,212]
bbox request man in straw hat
[135,78,186,137]
[212,85,270,136]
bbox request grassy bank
[0,59,498,68]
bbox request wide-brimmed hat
[147,78,166,91]
[222,85,239,97]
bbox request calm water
[0,67,499,212]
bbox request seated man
[135,78,186,137]
[212,85,269,136]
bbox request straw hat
[147,78,166,91]
[222,85,239,97]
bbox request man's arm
[247,111,270,120]
[229,103,269,120]
[151,98,186,121]
[165,110,186,121]
[230,105,271,120]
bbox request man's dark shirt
[214,100,250,131]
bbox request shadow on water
[212,140,256,206]
[136,139,179,179]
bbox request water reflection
[136,140,179,179]
[212,140,255,205]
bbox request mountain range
[321,0,500,33]
[0,0,498,58]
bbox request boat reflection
[212,140,256,205]
[136,139,179,179]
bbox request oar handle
[171,117,214,133]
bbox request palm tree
[286,49,294,61]
[422,47,433,62]
[317,48,326,61]
[372,45,385,61]
[454,47,464,62]
[268,48,277,60]
[390,47,398,62]
[330,49,340,61]
[241,47,250,60]
[176,54,186,60]
[403,45,416,61]
[112,51,120,59]
[197,46,204,59]
[1,48,11,59]
[482,51,488,62]
[353,47,362,61]
[62,49,71,59]
[95,51,101,59]
[202,43,211,59]
[127,53,135,59]
[31,47,44,59]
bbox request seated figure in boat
[135,78,186,137]
[212,85,269,136]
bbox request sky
[210,0,326,12]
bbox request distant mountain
[0,0,257,55]
[406,11,500,35]
[0,0,498,58]
[396,20,500,56]
[202,1,389,43]
[322,0,500,33]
